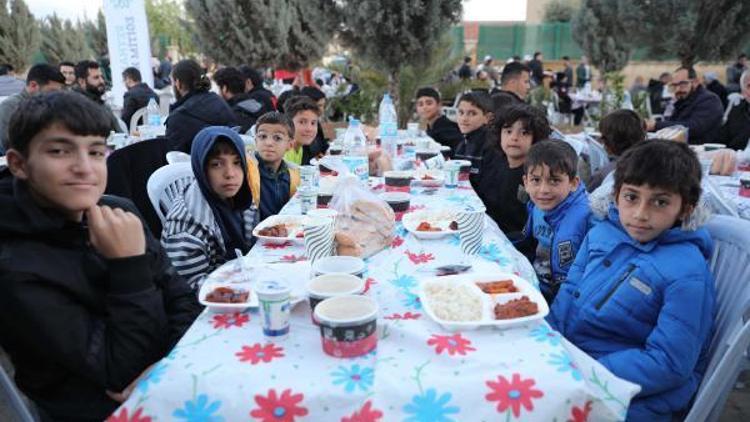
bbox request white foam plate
[253,214,307,244]
[199,281,258,313]
[402,209,459,239]
[419,272,549,331]
[413,169,445,187]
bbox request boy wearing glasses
[645,67,723,145]
[247,111,300,220]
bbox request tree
[82,10,108,56]
[39,14,93,64]
[338,0,462,116]
[572,0,630,73]
[185,0,338,69]
[146,0,196,57]
[543,0,575,23]
[0,0,41,72]
[618,0,750,67]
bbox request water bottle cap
[350,119,361,126]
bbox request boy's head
[456,91,493,134]
[204,137,244,201]
[255,111,294,165]
[495,104,551,167]
[212,66,246,100]
[415,87,442,122]
[5,91,112,221]
[25,64,65,95]
[599,109,646,157]
[614,140,702,243]
[284,96,320,147]
[121,67,142,89]
[523,141,579,211]
[300,86,326,115]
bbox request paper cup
[312,256,366,278]
[380,192,411,221]
[256,281,291,341]
[740,176,750,198]
[314,295,378,358]
[307,273,366,323]
[456,210,485,257]
[304,218,335,263]
[384,171,413,193]
[450,160,472,181]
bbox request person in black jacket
[528,51,544,86]
[300,86,331,158]
[213,66,264,133]
[73,60,122,133]
[490,61,530,121]
[415,87,462,156]
[166,59,237,152]
[283,95,328,165]
[714,69,750,150]
[646,67,723,145]
[703,72,728,109]
[121,67,159,130]
[239,65,276,113]
[0,91,200,421]
[454,91,493,189]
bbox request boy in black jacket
[454,91,493,188]
[0,91,201,421]
[415,87,462,156]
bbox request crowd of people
[0,49,745,421]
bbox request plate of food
[253,214,307,244]
[419,272,548,331]
[402,209,459,239]
[199,282,257,313]
[205,260,310,309]
[413,169,445,188]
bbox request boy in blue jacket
[548,140,716,421]
[520,140,591,303]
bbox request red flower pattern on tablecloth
[280,254,306,263]
[211,312,250,329]
[106,407,152,422]
[568,401,593,422]
[407,204,426,212]
[485,373,544,418]
[250,388,308,422]
[341,401,383,422]
[427,333,476,356]
[458,185,473,190]
[385,312,422,320]
[391,236,405,248]
[405,251,435,265]
[363,277,377,294]
[236,343,285,365]
[264,241,293,250]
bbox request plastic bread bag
[330,174,395,258]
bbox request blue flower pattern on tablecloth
[529,324,561,346]
[478,243,511,266]
[548,352,583,381]
[136,362,167,393]
[401,290,422,310]
[391,274,418,290]
[403,388,460,422]
[172,394,224,422]
[331,364,375,393]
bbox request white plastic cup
[256,280,292,341]
[457,210,485,258]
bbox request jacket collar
[542,182,588,226]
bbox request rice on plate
[423,283,483,321]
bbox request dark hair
[493,103,551,144]
[59,61,75,69]
[1,64,13,73]
[172,59,211,93]
[614,139,702,209]
[7,91,113,155]
[238,65,263,89]
[213,66,246,95]
[300,86,325,102]
[121,67,142,83]
[501,61,530,85]
[458,91,493,114]
[26,64,65,86]
[598,109,646,156]
[0,65,8,76]
[675,66,697,80]
[739,53,747,60]
[562,55,570,61]
[416,86,440,102]
[276,89,299,113]
[524,140,578,179]
[284,96,320,119]
[659,72,671,80]
[256,111,294,138]
[491,91,518,115]
[533,51,542,59]
[74,60,100,80]
[206,136,240,161]
[463,56,471,63]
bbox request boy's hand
[106,363,155,403]
[87,205,146,259]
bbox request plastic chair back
[0,360,36,422]
[146,162,194,224]
[685,215,750,422]
[723,93,744,124]
[129,106,148,132]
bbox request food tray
[402,209,459,239]
[419,272,549,331]
[252,214,307,244]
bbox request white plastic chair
[166,151,190,164]
[585,136,610,174]
[684,215,750,422]
[146,162,194,224]
[129,106,148,132]
[0,357,36,422]
[722,93,744,124]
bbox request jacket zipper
[595,264,636,310]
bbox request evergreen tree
[146,0,196,56]
[618,0,750,67]
[0,0,41,72]
[544,0,575,23]
[185,0,337,70]
[338,0,462,112]
[83,10,108,57]
[40,14,93,64]
[572,0,630,73]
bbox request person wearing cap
[415,87,462,156]
[703,71,728,109]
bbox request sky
[26,0,526,23]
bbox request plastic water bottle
[378,93,398,158]
[342,119,369,183]
[146,98,160,127]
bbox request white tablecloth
[112,181,640,421]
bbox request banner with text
[103,0,154,108]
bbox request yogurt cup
[307,273,366,323]
[380,192,411,221]
[256,280,292,341]
[384,171,413,193]
[314,295,378,358]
